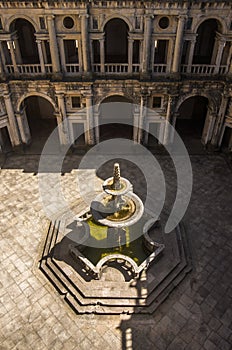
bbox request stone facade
[0,0,232,151]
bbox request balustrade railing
[153,64,167,73]
[65,64,80,73]
[132,64,140,73]
[4,62,229,77]
[181,64,228,75]
[45,64,52,73]
[105,63,128,73]
[6,64,44,74]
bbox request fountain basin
[68,211,164,280]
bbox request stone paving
[0,152,232,349]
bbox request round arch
[17,92,57,113]
[7,15,38,32]
[175,95,209,142]
[193,16,226,34]
[20,94,59,152]
[104,18,129,63]
[101,15,133,32]
[98,94,134,142]
[175,92,215,114]
[9,17,39,64]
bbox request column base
[51,72,63,81]
[140,72,152,81]
[81,71,93,80]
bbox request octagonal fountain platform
[38,164,192,314]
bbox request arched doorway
[10,19,39,63]
[22,96,59,151]
[175,96,208,144]
[193,19,219,64]
[99,95,134,141]
[0,127,12,153]
[104,19,129,63]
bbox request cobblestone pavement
[0,153,232,350]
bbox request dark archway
[193,19,219,64]
[175,96,208,141]
[10,19,39,64]
[104,19,129,63]
[0,127,12,153]
[99,95,133,141]
[22,96,59,151]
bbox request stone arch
[193,18,221,64]
[9,17,39,64]
[193,16,226,34]
[18,94,60,151]
[104,18,129,63]
[17,92,57,113]
[7,15,38,32]
[175,92,216,114]
[175,95,209,142]
[101,15,133,32]
[97,94,134,142]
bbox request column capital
[178,15,187,21]
[83,92,93,99]
[47,15,55,21]
[56,91,65,97]
[144,14,154,20]
[79,14,90,19]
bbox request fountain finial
[113,163,121,190]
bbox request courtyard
[0,151,232,350]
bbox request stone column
[166,38,174,73]
[41,41,48,64]
[57,37,66,73]
[138,91,148,143]
[0,41,6,68]
[56,92,69,144]
[13,37,22,64]
[100,38,105,73]
[0,47,4,78]
[214,39,226,74]
[128,38,134,73]
[8,41,19,73]
[85,93,95,145]
[226,43,232,74]
[47,15,60,74]
[3,91,20,145]
[211,94,229,145]
[172,16,186,73]
[133,105,140,142]
[187,38,196,73]
[16,108,31,144]
[163,96,173,145]
[80,14,90,73]
[36,40,46,73]
[142,15,153,74]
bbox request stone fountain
[68,163,164,279]
[39,162,192,314]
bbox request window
[230,21,232,31]
[92,40,100,63]
[154,40,169,64]
[186,17,193,30]
[93,17,98,30]
[0,18,3,30]
[71,96,81,108]
[63,16,74,29]
[158,17,169,29]
[39,17,46,30]
[152,96,162,108]
[133,40,140,64]
[135,17,141,30]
